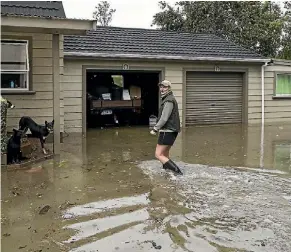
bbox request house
[1,1,96,154]
[63,27,291,133]
[2,2,291,141]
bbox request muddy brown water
[1,124,291,252]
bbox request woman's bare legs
[155,144,172,164]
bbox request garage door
[186,72,243,125]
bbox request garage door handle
[211,103,215,106]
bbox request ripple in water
[138,160,291,252]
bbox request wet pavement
[1,124,291,252]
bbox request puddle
[137,160,291,252]
[2,124,291,252]
[64,208,149,243]
[63,193,150,219]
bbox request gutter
[64,51,270,63]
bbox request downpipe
[259,62,269,168]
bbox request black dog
[7,129,23,164]
[19,116,54,155]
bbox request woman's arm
[153,102,174,131]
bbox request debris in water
[3,233,10,237]
[59,201,76,210]
[144,240,162,250]
[39,205,51,215]
[12,191,20,196]
[18,245,27,249]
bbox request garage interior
[185,72,244,125]
[86,70,160,128]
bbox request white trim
[64,51,271,63]
[1,15,96,34]
[26,40,30,72]
[1,71,29,73]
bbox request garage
[86,69,160,128]
[62,27,271,133]
[185,72,244,125]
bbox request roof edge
[64,51,270,63]
[271,59,291,66]
[1,15,96,35]
[1,13,95,22]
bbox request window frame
[1,39,30,91]
[274,72,291,98]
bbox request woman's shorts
[158,132,178,146]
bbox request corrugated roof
[64,26,266,60]
[1,1,66,18]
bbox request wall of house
[63,59,184,132]
[62,59,83,133]
[264,62,291,124]
[247,61,291,125]
[1,32,64,133]
[63,58,266,132]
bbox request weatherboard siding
[247,63,291,124]
[63,61,83,132]
[2,32,64,132]
[264,64,291,124]
[63,59,184,133]
[64,59,270,132]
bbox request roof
[64,26,268,62]
[1,1,66,18]
[271,59,291,66]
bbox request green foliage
[278,1,291,59]
[93,1,116,26]
[152,1,290,59]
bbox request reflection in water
[273,142,291,172]
[63,193,150,219]
[180,124,291,173]
[61,158,291,252]
[2,124,291,252]
[138,160,291,252]
[83,125,291,173]
[69,223,181,252]
[260,123,265,168]
[64,208,149,243]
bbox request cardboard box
[129,85,141,99]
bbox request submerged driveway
[1,124,291,251]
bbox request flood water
[1,124,291,252]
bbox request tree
[152,1,286,58]
[278,1,291,59]
[93,1,116,26]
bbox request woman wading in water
[150,80,183,175]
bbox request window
[275,73,291,96]
[1,40,29,90]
